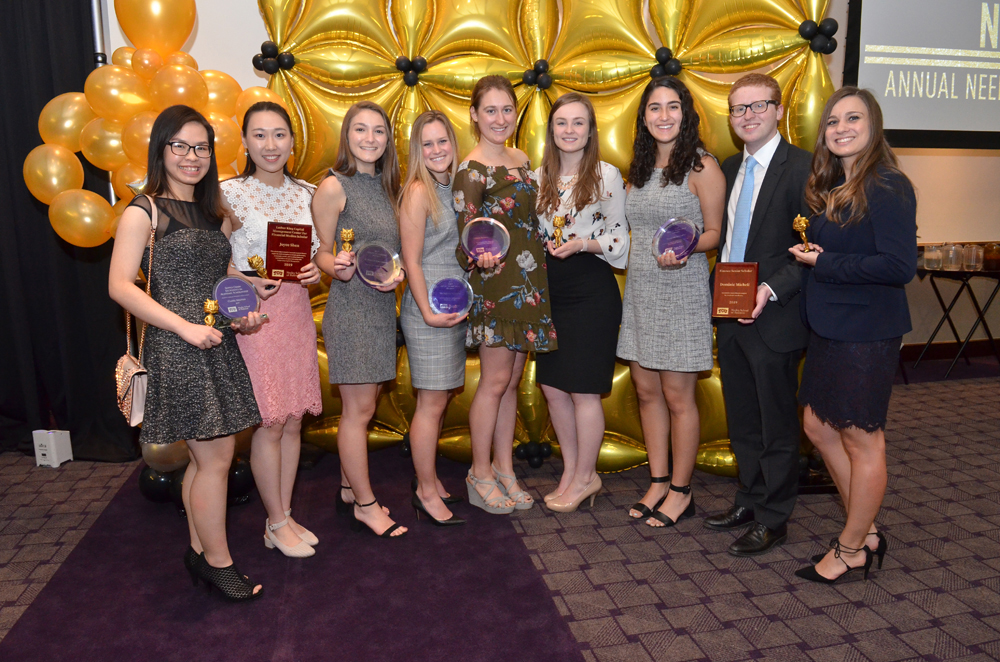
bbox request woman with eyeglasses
[109,105,265,601]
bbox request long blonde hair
[400,111,459,226]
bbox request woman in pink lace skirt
[222,102,322,558]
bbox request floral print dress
[453,160,557,353]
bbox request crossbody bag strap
[136,198,157,364]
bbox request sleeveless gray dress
[617,167,713,372]
[322,171,400,384]
[400,181,468,390]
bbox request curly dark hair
[628,76,705,188]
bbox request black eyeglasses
[729,100,779,117]
[169,141,213,158]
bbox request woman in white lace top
[221,102,322,558]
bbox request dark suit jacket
[713,137,812,353]
[802,171,917,341]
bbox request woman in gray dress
[313,101,407,538]
[399,111,467,526]
[617,77,725,529]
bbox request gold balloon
[80,118,129,172]
[800,0,831,22]
[111,46,136,68]
[84,65,151,122]
[202,70,243,118]
[649,0,693,52]
[391,0,434,58]
[785,51,834,152]
[294,46,400,89]
[236,146,248,173]
[148,64,209,112]
[515,357,549,444]
[520,0,559,63]
[38,92,97,153]
[165,51,198,69]
[392,85,428,174]
[418,56,525,98]
[549,0,656,65]
[681,28,806,73]
[259,0,302,46]
[682,71,742,162]
[282,0,399,58]
[680,0,802,52]
[109,214,122,239]
[114,0,196,56]
[422,0,527,63]
[589,83,647,178]
[131,48,164,81]
[552,53,653,92]
[218,163,238,181]
[122,110,158,166]
[48,189,114,248]
[207,112,242,168]
[516,88,553,169]
[235,86,290,129]
[113,197,132,217]
[23,144,84,205]
[142,440,189,472]
[112,161,147,201]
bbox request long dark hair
[805,86,910,225]
[145,105,222,222]
[628,76,705,188]
[333,100,401,216]
[537,93,603,217]
[238,100,310,191]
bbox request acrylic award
[355,243,402,288]
[428,277,474,316]
[461,217,511,260]
[650,217,701,261]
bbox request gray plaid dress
[616,167,713,372]
[400,181,468,390]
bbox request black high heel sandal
[412,495,465,526]
[811,531,887,569]
[795,539,873,584]
[193,553,263,602]
[645,484,695,528]
[350,499,407,538]
[629,475,669,519]
[411,477,463,505]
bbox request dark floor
[1,376,999,661]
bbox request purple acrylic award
[429,277,474,315]
[212,276,260,318]
[355,243,402,288]
[461,217,511,260]
[650,217,701,260]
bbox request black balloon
[262,58,280,75]
[540,442,553,459]
[138,466,172,503]
[395,55,412,72]
[399,434,412,458]
[798,20,818,40]
[403,70,419,86]
[823,37,838,55]
[810,35,830,53]
[537,73,552,90]
[261,41,279,59]
[650,64,666,78]
[515,444,528,460]
[818,18,839,37]
[655,47,672,64]
[168,469,185,508]
[411,56,427,73]
[533,59,549,74]
[525,441,541,458]
[528,455,544,469]
[664,59,682,76]
[277,52,295,70]
[252,54,264,71]
[522,70,538,86]
[228,457,255,501]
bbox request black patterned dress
[128,196,261,445]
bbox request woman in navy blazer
[788,87,917,584]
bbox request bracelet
[578,239,588,254]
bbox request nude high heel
[546,476,602,513]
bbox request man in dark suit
[704,73,812,556]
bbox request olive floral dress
[453,160,556,353]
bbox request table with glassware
[915,243,1000,378]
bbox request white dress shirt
[721,131,782,263]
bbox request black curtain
[0,0,139,460]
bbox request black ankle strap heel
[350,499,407,538]
[645,483,695,528]
[629,475,670,519]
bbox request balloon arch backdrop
[24,0,839,475]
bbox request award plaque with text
[265,222,312,280]
[207,276,261,327]
[712,262,758,318]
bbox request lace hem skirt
[798,332,901,433]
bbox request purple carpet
[0,449,584,662]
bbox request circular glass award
[212,276,260,319]
[461,217,511,260]
[428,277,474,316]
[355,243,402,288]
[650,217,701,260]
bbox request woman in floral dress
[454,75,557,514]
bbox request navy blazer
[802,170,918,342]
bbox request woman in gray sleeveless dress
[617,77,725,531]
[399,112,468,525]
[313,102,407,538]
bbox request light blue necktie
[728,155,757,262]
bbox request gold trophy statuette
[248,255,267,279]
[204,299,219,326]
[552,216,565,248]
[340,228,354,253]
[792,215,812,252]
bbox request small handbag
[115,200,157,426]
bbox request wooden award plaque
[712,262,759,318]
